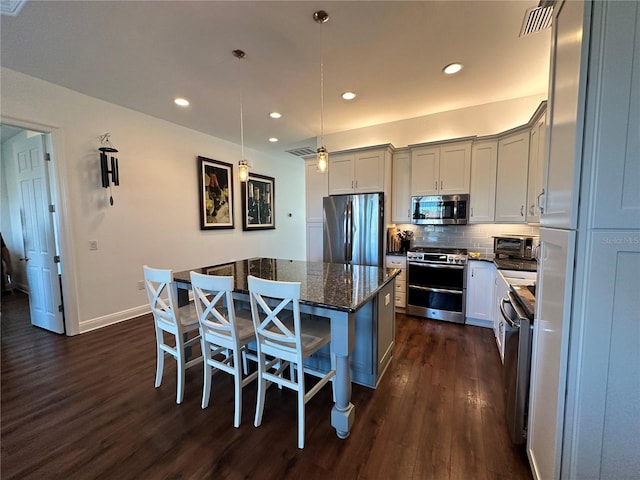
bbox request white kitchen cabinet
[386,255,406,308]
[528,227,576,480]
[495,129,530,223]
[328,146,390,195]
[306,222,323,263]
[527,106,547,223]
[526,105,547,224]
[391,149,411,223]
[469,138,498,223]
[410,139,472,196]
[305,158,328,262]
[305,158,328,223]
[492,269,509,363]
[465,260,496,327]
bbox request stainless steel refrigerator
[323,193,384,267]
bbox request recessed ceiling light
[174,98,190,107]
[341,91,356,100]
[269,112,282,119]
[269,137,278,143]
[443,63,463,75]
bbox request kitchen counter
[494,257,537,272]
[175,257,400,313]
[510,283,536,320]
[469,254,537,272]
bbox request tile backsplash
[390,223,540,254]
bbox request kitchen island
[173,257,399,440]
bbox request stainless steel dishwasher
[500,290,533,445]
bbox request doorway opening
[1,122,67,334]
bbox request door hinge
[45,153,51,161]
[49,204,56,213]
[53,255,60,263]
[58,304,63,312]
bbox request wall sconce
[98,133,119,206]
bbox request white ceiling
[1,1,551,156]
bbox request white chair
[143,265,202,404]
[247,275,335,449]
[190,271,258,427]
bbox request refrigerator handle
[343,200,350,261]
[348,200,354,262]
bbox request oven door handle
[409,285,463,295]
[408,262,464,270]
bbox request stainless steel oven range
[406,247,468,323]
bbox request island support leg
[330,311,355,438]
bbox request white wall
[323,93,546,152]
[1,67,305,333]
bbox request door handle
[19,257,30,262]
[520,205,524,216]
[440,180,443,190]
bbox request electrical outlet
[89,240,98,251]
[138,280,145,290]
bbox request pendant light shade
[314,10,329,173]
[238,160,249,182]
[233,49,250,182]
[316,146,328,173]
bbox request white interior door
[15,133,64,333]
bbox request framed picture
[198,156,234,230]
[242,173,275,231]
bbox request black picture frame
[198,156,234,230]
[241,173,275,231]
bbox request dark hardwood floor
[1,292,532,479]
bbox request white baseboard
[79,304,151,334]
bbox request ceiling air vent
[285,147,316,157]
[519,3,554,37]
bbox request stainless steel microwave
[410,194,469,225]
[493,235,540,260]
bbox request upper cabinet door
[391,150,411,223]
[328,153,355,195]
[439,142,471,194]
[527,111,547,224]
[411,146,439,196]
[587,1,640,229]
[541,0,589,229]
[495,131,530,223]
[469,139,497,223]
[353,150,385,193]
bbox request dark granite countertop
[468,255,538,272]
[174,257,400,314]
[510,284,536,320]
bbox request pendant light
[314,10,329,173]
[233,49,249,182]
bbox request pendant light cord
[320,21,325,146]
[240,92,245,161]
